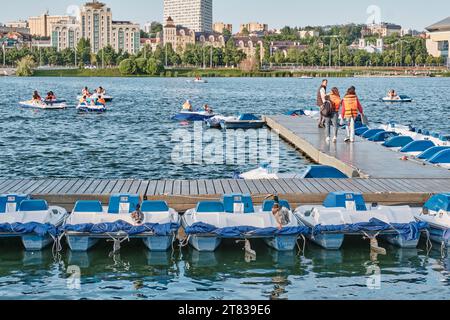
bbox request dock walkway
[265,115,450,179]
[1,177,449,212]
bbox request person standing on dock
[316,79,328,128]
[341,86,364,143]
[323,88,342,143]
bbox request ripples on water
[0,239,448,300]
[1,77,449,179]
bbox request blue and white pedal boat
[172,111,215,121]
[19,100,67,110]
[0,195,68,251]
[182,194,309,252]
[219,114,265,130]
[415,194,450,248]
[76,103,107,113]
[237,164,347,180]
[285,107,320,118]
[63,194,180,252]
[205,115,235,128]
[294,192,426,250]
[381,95,413,103]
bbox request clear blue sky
[1,0,449,31]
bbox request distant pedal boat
[182,194,309,252]
[172,110,215,121]
[381,95,413,103]
[294,192,427,250]
[76,103,107,113]
[63,194,180,252]
[0,194,68,251]
[220,114,265,130]
[19,100,67,110]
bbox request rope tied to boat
[236,239,256,262]
[106,232,130,254]
[296,234,307,256]
[362,231,386,256]
[178,234,191,248]
[441,241,448,259]
[424,229,433,255]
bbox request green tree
[135,57,148,74]
[426,55,435,66]
[118,58,137,75]
[149,22,163,36]
[96,45,117,67]
[404,54,413,66]
[146,57,164,75]
[16,55,36,76]
[60,48,75,66]
[222,29,232,37]
[76,38,91,66]
[415,54,424,66]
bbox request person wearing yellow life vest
[341,86,364,143]
[182,100,193,111]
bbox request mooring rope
[106,232,130,254]
[296,234,306,256]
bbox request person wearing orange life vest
[326,87,342,143]
[97,96,106,106]
[341,86,364,143]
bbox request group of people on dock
[317,79,365,143]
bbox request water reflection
[0,238,448,299]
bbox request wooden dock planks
[0,177,448,212]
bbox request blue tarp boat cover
[184,222,311,238]
[311,218,428,241]
[63,220,179,236]
[423,194,450,212]
[0,222,59,237]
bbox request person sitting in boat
[45,91,57,101]
[131,204,144,225]
[79,95,87,104]
[182,100,193,111]
[97,95,106,106]
[45,92,53,101]
[96,87,106,95]
[82,87,91,97]
[271,202,290,230]
[89,96,98,106]
[203,104,213,114]
[32,90,42,102]
[387,89,400,100]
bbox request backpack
[320,101,333,118]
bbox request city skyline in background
[1,0,450,31]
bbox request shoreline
[24,68,450,78]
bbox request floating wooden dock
[264,115,450,179]
[1,177,450,212]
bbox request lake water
[0,238,448,300]
[0,76,449,300]
[1,77,449,179]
